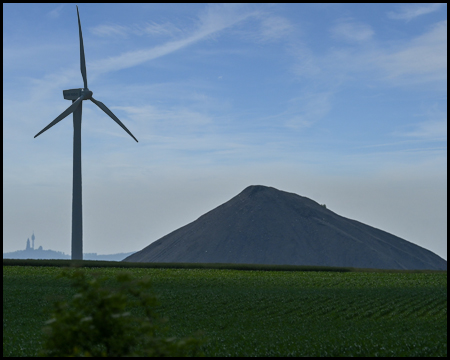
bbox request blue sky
[3,3,447,259]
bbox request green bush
[40,269,203,357]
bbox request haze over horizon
[3,4,447,260]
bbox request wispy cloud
[47,4,64,19]
[139,22,183,37]
[387,3,445,21]
[90,24,130,38]
[229,11,294,44]
[289,43,322,79]
[284,92,332,130]
[89,4,258,74]
[330,20,374,42]
[115,104,212,131]
[292,19,447,88]
[90,21,183,39]
[258,15,294,42]
[388,102,447,142]
[399,120,447,141]
[377,20,447,84]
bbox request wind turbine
[34,6,138,260]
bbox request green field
[3,263,447,357]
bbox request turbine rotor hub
[81,88,93,100]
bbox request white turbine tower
[34,6,138,260]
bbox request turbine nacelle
[63,88,93,101]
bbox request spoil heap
[124,185,446,270]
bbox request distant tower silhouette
[31,232,35,250]
[26,238,31,251]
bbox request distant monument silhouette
[3,233,134,261]
[25,233,36,252]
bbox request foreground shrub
[40,269,203,357]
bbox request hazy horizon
[3,4,447,260]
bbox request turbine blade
[90,97,138,142]
[77,6,88,89]
[34,95,84,138]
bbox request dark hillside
[124,185,447,270]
